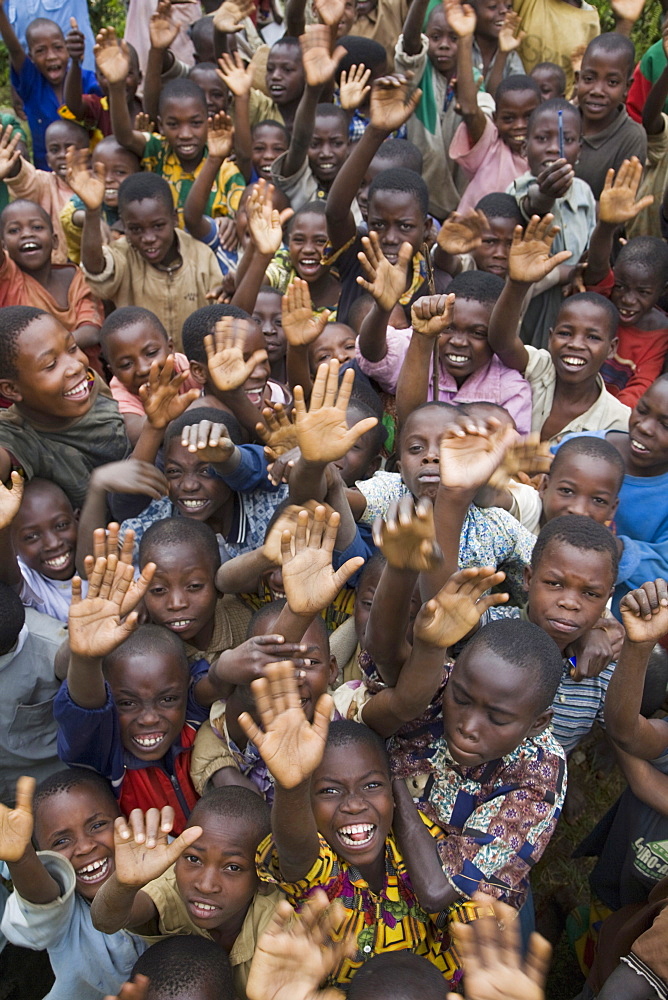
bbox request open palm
[94,28,131,84]
[599,158,654,226]
[369,74,422,133]
[205,320,267,392]
[415,567,507,649]
[293,362,378,463]
[0,777,35,863]
[113,817,202,888]
[373,497,442,571]
[357,232,413,311]
[282,278,330,346]
[439,421,518,492]
[69,557,148,658]
[0,471,23,529]
[256,404,298,456]
[281,507,364,613]
[508,215,572,284]
[437,211,488,255]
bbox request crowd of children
[2,0,668,996]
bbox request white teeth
[338,823,375,847]
[64,378,88,398]
[134,734,165,747]
[562,356,586,367]
[631,439,649,452]
[169,620,193,628]
[21,242,39,251]
[44,553,70,568]
[181,499,207,509]
[192,901,218,911]
[446,354,468,363]
[76,857,110,881]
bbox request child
[583,159,668,407]
[99,306,198,445]
[530,60,566,101]
[60,136,141,265]
[266,202,341,311]
[0,307,129,509]
[251,121,290,182]
[354,137,423,224]
[356,265,532,433]
[89,788,282,999]
[127,936,235,1000]
[0,199,103,352]
[0,118,91,261]
[62,26,142,140]
[469,0,526,92]
[507,98,596,349]
[252,287,286,383]
[71,167,222,349]
[0,769,149,997]
[574,33,647,201]
[433,192,524,279]
[0,12,100,170]
[253,37,306,132]
[487,214,631,443]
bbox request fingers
[14,775,36,815]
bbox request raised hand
[134,111,155,133]
[411,293,456,339]
[439,416,518,493]
[68,554,156,659]
[180,417,237,465]
[66,147,106,211]
[620,580,668,645]
[149,0,179,50]
[415,567,508,649]
[372,496,442,571]
[238,661,333,788]
[247,179,294,256]
[262,502,327,563]
[247,891,354,1000]
[90,460,169,503]
[444,0,476,37]
[113,807,203,887]
[0,776,35,863]
[599,157,654,226]
[281,505,364,614]
[0,125,22,181]
[314,0,346,27]
[293,360,378,464]
[206,112,234,161]
[339,63,371,110]
[299,25,346,88]
[282,277,330,347]
[256,402,299,458]
[205,317,268,392]
[498,10,525,52]
[369,73,422,133]
[212,0,255,32]
[86,525,155,619]
[486,433,553,490]
[436,210,489,255]
[609,0,644,24]
[103,976,150,1000]
[217,51,255,98]
[94,27,132,85]
[446,893,551,1000]
[508,215,572,285]
[65,16,86,62]
[356,231,413,311]
[0,470,23,529]
[138,355,200,429]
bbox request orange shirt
[0,251,103,332]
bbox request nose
[41,528,60,552]
[421,447,439,464]
[137,703,160,726]
[341,791,367,814]
[194,865,221,894]
[447,327,468,346]
[457,711,479,744]
[557,588,580,611]
[73,833,98,859]
[179,473,199,493]
[166,587,188,611]
[565,495,590,516]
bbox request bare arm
[0,2,26,73]
[396,294,454,427]
[325,124,388,251]
[456,36,486,145]
[0,473,24,588]
[615,747,668,814]
[488,276,531,372]
[183,153,226,240]
[63,19,86,120]
[108,80,146,158]
[281,84,322,178]
[392,779,461,910]
[142,45,167,128]
[643,63,668,137]
[364,563,417,685]
[402,0,430,56]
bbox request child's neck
[540,376,600,441]
[581,106,619,137]
[307,271,340,310]
[176,150,205,173]
[189,614,216,652]
[269,358,286,383]
[209,901,251,952]
[474,33,498,72]
[354,850,385,894]
[204,496,235,540]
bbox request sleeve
[394,32,429,79]
[506,482,542,533]
[256,833,336,901]
[214,444,274,492]
[616,525,668,593]
[10,57,40,100]
[496,368,533,436]
[522,344,555,385]
[211,161,246,217]
[0,851,77,950]
[80,243,124,298]
[333,523,375,586]
[356,472,410,525]
[616,333,668,409]
[4,157,45,201]
[626,45,663,124]
[449,116,498,177]
[190,718,240,795]
[70,269,104,329]
[621,903,668,997]
[354,326,412,393]
[53,680,125,785]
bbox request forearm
[392,780,460,911]
[285,0,308,36]
[66,653,107,709]
[283,84,322,178]
[402,0,430,55]
[522,183,555,218]
[0,7,25,70]
[362,640,446,737]
[286,344,313,397]
[457,37,486,144]
[272,783,320,882]
[396,331,435,427]
[643,66,668,135]
[358,302,393,363]
[432,244,462,276]
[74,323,101,349]
[215,547,274,593]
[583,221,615,286]
[605,639,668,758]
[364,564,417,684]
[615,747,668,813]
[6,846,61,905]
[230,245,273,314]
[324,471,357,550]
[184,155,224,238]
[130,423,164,464]
[90,875,144,933]
[288,456,327,505]
[81,208,106,274]
[326,125,388,244]
[0,525,21,587]
[484,48,507,99]
[143,46,165,125]
[75,483,110,576]
[487,278,530,371]
[273,605,316,643]
[420,488,472,600]
[64,60,85,118]
[232,94,252,181]
[109,80,145,158]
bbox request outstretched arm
[0,0,26,73]
[64,18,87,119]
[356,233,414,363]
[446,0,486,145]
[402,0,430,56]
[66,147,107,275]
[585,158,654,287]
[396,293,455,426]
[98,28,146,158]
[643,25,668,136]
[0,472,24,588]
[183,113,234,240]
[217,52,254,180]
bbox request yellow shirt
[513,0,599,92]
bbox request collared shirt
[451,115,528,215]
[0,250,103,330]
[523,345,632,443]
[471,37,525,85]
[575,106,647,201]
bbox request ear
[538,473,549,498]
[609,495,619,519]
[0,379,22,404]
[188,360,208,387]
[607,335,618,360]
[73,506,81,523]
[523,563,532,594]
[527,707,552,739]
[328,654,338,686]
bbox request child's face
[471,216,516,277]
[611,259,664,326]
[540,453,620,524]
[28,23,67,87]
[239,322,272,407]
[354,563,383,645]
[1,202,55,272]
[45,122,88,179]
[531,66,564,102]
[525,107,581,177]
[493,89,540,156]
[628,380,668,473]
[251,124,289,180]
[397,406,460,502]
[311,741,393,869]
[174,813,259,931]
[308,323,357,371]
[189,66,228,117]
[288,212,329,283]
[104,320,173,395]
[122,197,178,267]
[548,300,616,384]
[367,190,427,262]
[336,0,357,36]
[164,439,233,522]
[252,289,286,364]
[12,483,78,580]
[0,317,91,422]
[144,541,218,645]
[93,147,139,209]
[33,786,118,902]
[437,297,493,383]
[308,116,349,186]
[292,618,337,719]
[442,647,550,766]
[334,414,380,486]
[577,49,631,129]
[108,649,189,760]
[525,540,613,652]
[426,6,458,77]
[474,0,511,39]
[158,96,208,167]
[266,44,305,106]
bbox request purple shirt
[450,115,528,216]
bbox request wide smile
[617,307,638,323]
[64,376,91,401]
[42,550,73,571]
[76,856,111,884]
[559,354,588,373]
[444,353,471,366]
[104,187,119,202]
[630,437,651,457]
[244,386,265,406]
[142,246,162,260]
[18,241,43,255]
[164,618,196,633]
[132,731,168,751]
[337,823,377,849]
[298,258,321,274]
[188,899,222,921]
[178,497,210,512]
[176,143,199,157]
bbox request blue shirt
[10,58,101,169]
[6,0,98,71]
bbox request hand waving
[599,157,654,226]
[205,317,268,393]
[369,73,422,133]
[356,231,413,311]
[444,0,476,37]
[247,179,294,256]
[66,147,106,211]
[508,215,572,285]
[138,355,200,429]
[299,25,346,87]
[217,51,255,98]
[372,496,443,571]
[212,0,255,32]
[281,505,364,614]
[436,210,489,255]
[0,776,35,863]
[94,28,132,85]
[180,417,237,465]
[0,124,22,181]
[414,567,508,649]
[498,10,525,52]
[338,64,371,110]
[0,470,23,529]
[256,402,299,458]
[149,1,179,50]
[439,417,518,493]
[293,360,378,464]
[282,277,330,347]
[113,807,203,887]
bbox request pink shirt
[450,116,528,215]
[356,326,532,435]
[110,352,198,415]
